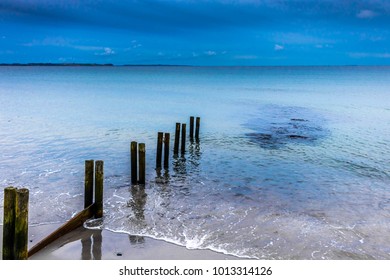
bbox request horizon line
[1,62,389,67]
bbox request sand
[0,224,240,260]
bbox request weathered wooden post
[94,160,104,218]
[164,133,170,168]
[131,141,138,185]
[2,186,16,260]
[181,123,186,154]
[189,116,194,140]
[14,188,29,260]
[174,122,180,155]
[84,160,94,208]
[195,117,200,141]
[156,132,163,169]
[138,143,146,184]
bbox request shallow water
[1,66,390,259]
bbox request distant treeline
[0,63,190,67]
[0,63,115,66]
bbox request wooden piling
[189,116,194,140]
[181,123,186,154]
[164,133,170,168]
[2,186,16,260]
[94,160,104,218]
[131,141,138,184]
[138,143,146,184]
[14,188,29,260]
[195,117,200,141]
[84,160,94,208]
[174,122,180,155]
[156,132,163,169]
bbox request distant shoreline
[0,63,389,67]
[0,63,114,67]
[0,63,189,67]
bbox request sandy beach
[0,224,240,260]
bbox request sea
[0,66,389,259]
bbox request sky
[0,0,389,66]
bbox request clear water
[0,66,389,259]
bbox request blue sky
[0,0,389,65]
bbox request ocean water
[0,66,389,259]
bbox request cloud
[315,44,333,49]
[273,32,336,45]
[95,47,115,56]
[23,37,71,47]
[205,50,217,56]
[23,38,116,56]
[349,52,390,58]
[356,9,378,19]
[274,44,284,51]
[131,40,142,48]
[234,55,258,60]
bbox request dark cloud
[1,0,273,34]
[1,0,389,65]
[1,0,390,34]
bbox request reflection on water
[188,140,201,170]
[80,230,102,260]
[155,168,170,185]
[172,155,187,179]
[128,185,147,225]
[129,235,145,244]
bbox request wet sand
[1,224,240,260]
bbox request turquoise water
[0,66,390,259]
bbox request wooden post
[84,160,94,208]
[131,141,138,185]
[14,188,29,260]
[156,132,163,169]
[138,143,146,184]
[164,133,170,168]
[2,186,16,260]
[181,123,186,154]
[174,122,180,155]
[195,117,200,141]
[95,160,104,218]
[189,116,194,140]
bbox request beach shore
[0,224,240,260]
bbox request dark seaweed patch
[244,105,328,149]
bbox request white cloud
[104,47,115,55]
[205,50,217,56]
[315,44,333,49]
[356,9,378,19]
[274,44,284,51]
[94,47,115,56]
